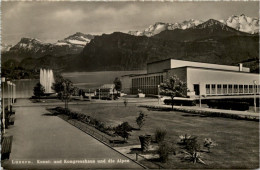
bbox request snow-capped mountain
[55,32,94,47]
[11,37,50,53]
[129,19,203,37]
[129,14,259,36]
[4,32,95,60]
[219,14,259,34]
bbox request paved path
[2,99,143,169]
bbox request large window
[161,75,163,83]
[217,84,222,94]
[239,85,243,93]
[211,84,216,94]
[223,84,227,94]
[244,85,248,93]
[249,85,253,93]
[234,85,238,93]
[206,84,210,94]
[228,84,233,94]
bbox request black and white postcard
[1,1,259,169]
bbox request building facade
[121,59,260,97]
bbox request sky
[1,1,259,45]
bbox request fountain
[40,68,55,93]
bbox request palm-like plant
[179,134,191,144]
[182,150,206,165]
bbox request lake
[4,70,146,98]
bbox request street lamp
[2,77,6,134]
[253,80,257,113]
[10,82,13,106]
[7,81,10,112]
[158,85,160,104]
[199,82,201,108]
[13,84,16,103]
[89,89,91,101]
[99,89,101,100]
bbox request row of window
[205,84,260,94]
[132,75,164,88]
[131,87,158,95]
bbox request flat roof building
[121,59,259,97]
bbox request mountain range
[2,32,94,62]
[2,16,259,76]
[129,14,259,37]
[74,19,258,72]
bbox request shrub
[136,111,147,129]
[203,138,217,153]
[155,128,167,143]
[157,142,175,163]
[185,136,200,154]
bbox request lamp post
[7,81,10,112]
[199,82,201,108]
[158,85,160,104]
[10,82,13,106]
[13,84,16,103]
[2,77,6,134]
[89,89,91,101]
[253,80,257,113]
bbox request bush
[164,99,196,106]
[185,136,200,154]
[203,138,217,152]
[157,142,175,163]
[155,128,167,143]
[207,100,249,111]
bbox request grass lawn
[68,102,259,169]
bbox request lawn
[68,102,259,169]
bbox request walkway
[2,99,143,169]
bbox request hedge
[207,100,249,111]
[53,107,115,136]
[164,99,196,106]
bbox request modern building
[95,84,118,98]
[121,59,260,97]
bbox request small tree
[52,74,75,109]
[114,77,122,91]
[159,75,188,110]
[136,111,147,129]
[114,122,133,142]
[33,82,45,100]
[113,77,122,97]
